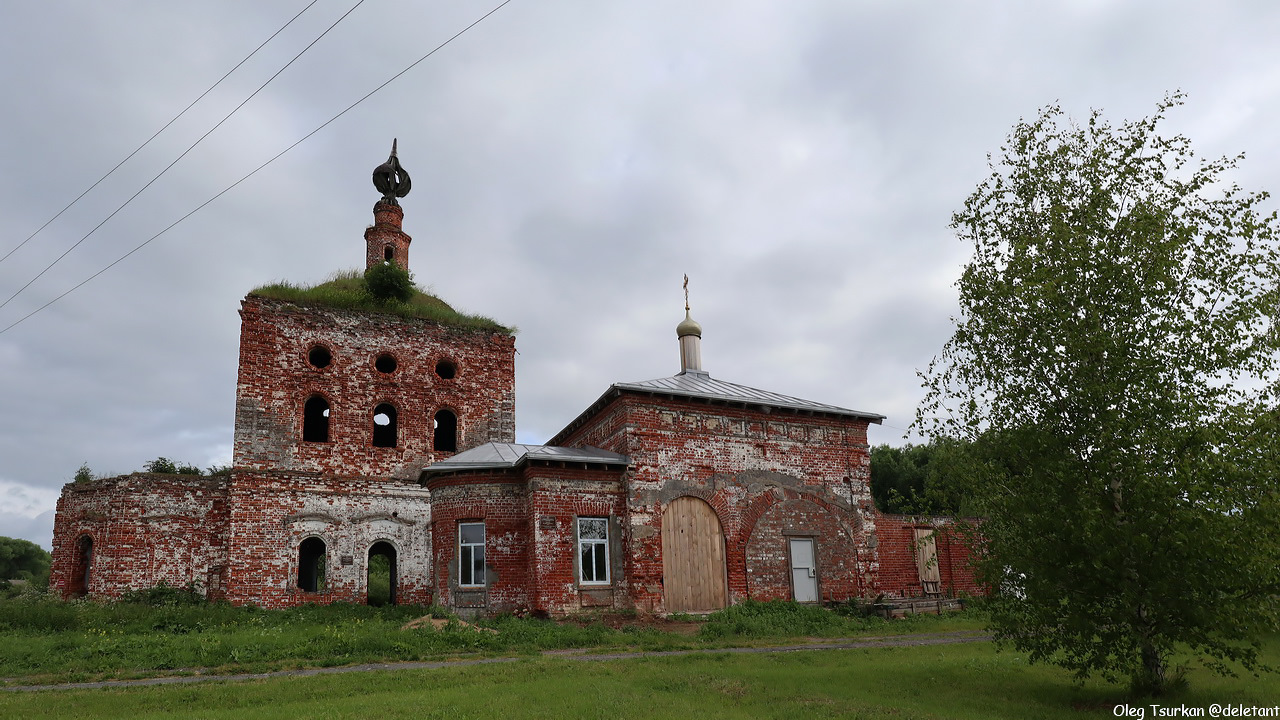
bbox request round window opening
[375,354,398,374]
[308,345,332,369]
[435,359,457,379]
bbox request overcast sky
[3,0,1278,549]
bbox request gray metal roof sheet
[612,370,885,421]
[420,442,630,478]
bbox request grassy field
[0,591,970,684]
[3,638,1279,719]
[2,591,1276,718]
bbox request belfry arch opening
[297,537,326,592]
[367,541,397,606]
[303,396,331,443]
[433,409,457,452]
[373,403,398,448]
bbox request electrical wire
[0,0,321,268]
[0,0,368,314]
[0,0,516,337]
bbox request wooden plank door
[914,527,941,595]
[661,496,728,612]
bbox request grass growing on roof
[251,269,512,334]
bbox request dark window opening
[435,359,457,379]
[303,396,331,443]
[433,409,458,452]
[375,353,398,374]
[70,535,93,597]
[298,537,326,592]
[308,345,332,369]
[367,541,397,606]
[384,246,395,263]
[373,403,398,448]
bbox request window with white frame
[578,517,609,584]
[459,522,485,587]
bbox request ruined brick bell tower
[231,141,516,479]
[221,141,516,606]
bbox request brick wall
[221,470,433,608]
[49,474,229,599]
[524,465,628,615]
[234,296,516,479]
[873,513,981,598]
[426,471,531,614]
[555,391,878,612]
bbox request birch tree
[919,95,1280,694]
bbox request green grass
[251,269,512,333]
[4,593,1272,718]
[0,595,971,686]
[3,638,1278,719]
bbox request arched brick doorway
[661,496,727,612]
[367,541,397,606]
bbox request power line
[0,0,321,268]
[0,0,516,337]
[0,0,367,314]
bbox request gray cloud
[2,0,1279,550]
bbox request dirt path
[2,631,989,693]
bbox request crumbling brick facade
[49,474,229,600]
[49,161,979,613]
[549,391,881,613]
[874,514,981,599]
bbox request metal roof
[547,370,884,446]
[613,370,885,421]
[419,442,630,479]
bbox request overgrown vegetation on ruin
[251,269,512,333]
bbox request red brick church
[49,146,976,614]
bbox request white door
[789,538,818,603]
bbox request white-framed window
[578,517,609,584]
[459,522,485,587]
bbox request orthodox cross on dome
[683,273,690,312]
[372,138,411,205]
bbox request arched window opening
[384,246,395,263]
[373,403,398,448]
[297,537,326,592]
[70,535,93,598]
[433,409,457,452]
[303,396,331,443]
[367,541,397,606]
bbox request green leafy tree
[73,462,94,484]
[364,262,415,303]
[0,536,51,586]
[918,95,1280,694]
[869,439,972,515]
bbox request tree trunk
[1138,639,1167,695]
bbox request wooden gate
[661,496,727,612]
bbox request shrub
[142,458,203,476]
[364,263,415,303]
[120,582,206,607]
